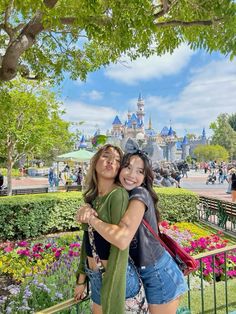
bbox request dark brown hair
[83,144,123,204]
[120,152,161,222]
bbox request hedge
[155,187,199,223]
[0,192,83,241]
[0,188,199,241]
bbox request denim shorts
[139,250,188,304]
[85,260,140,305]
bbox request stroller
[206,172,216,185]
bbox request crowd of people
[48,165,85,190]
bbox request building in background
[106,94,208,161]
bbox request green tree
[193,144,229,162]
[0,0,235,82]
[210,113,236,160]
[228,113,236,132]
[0,79,73,195]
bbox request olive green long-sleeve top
[77,187,129,314]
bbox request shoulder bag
[142,219,198,276]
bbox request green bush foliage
[0,192,83,241]
[0,188,198,241]
[155,187,199,223]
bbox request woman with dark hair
[74,144,140,314]
[77,150,188,314]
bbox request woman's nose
[107,157,114,164]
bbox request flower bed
[0,224,236,313]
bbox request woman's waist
[87,255,108,271]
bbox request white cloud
[62,100,117,135]
[81,90,104,100]
[147,58,236,136]
[104,45,195,85]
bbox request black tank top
[84,231,110,260]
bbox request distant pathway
[181,170,232,202]
[9,170,233,202]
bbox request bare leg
[148,297,180,314]
[232,190,236,202]
[92,302,102,314]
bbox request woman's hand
[74,282,87,301]
[76,204,97,224]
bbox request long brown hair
[120,152,161,223]
[83,144,123,204]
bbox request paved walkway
[181,170,232,202]
[8,170,233,202]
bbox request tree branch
[155,18,222,27]
[0,1,59,81]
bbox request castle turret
[148,116,152,130]
[182,135,190,160]
[112,115,123,137]
[201,127,207,144]
[136,93,145,123]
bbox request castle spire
[148,115,152,129]
[136,93,145,123]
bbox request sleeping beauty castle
[105,94,207,162]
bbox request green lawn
[180,278,236,314]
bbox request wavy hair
[83,144,123,204]
[120,152,161,222]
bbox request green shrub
[155,187,199,223]
[0,168,20,177]
[0,188,198,241]
[0,192,83,241]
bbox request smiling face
[119,155,145,191]
[95,147,121,181]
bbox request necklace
[93,196,104,210]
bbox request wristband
[76,281,86,286]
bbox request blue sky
[59,44,236,139]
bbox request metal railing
[36,244,236,314]
[198,196,236,234]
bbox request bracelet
[76,280,86,286]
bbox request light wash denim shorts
[139,250,188,304]
[85,260,140,305]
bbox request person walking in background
[74,145,140,314]
[0,172,4,189]
[230,168,236,202]
[77,149,188,314]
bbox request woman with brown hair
[74,144,140,314]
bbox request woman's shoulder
[130,186,150,197]
[110,186,129,198]
[129,186,152,204]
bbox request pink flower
[4,246,13,252]
[45,243,52,249]
[18,241,29,247]
[17,249,30,256]
[69,243,80,248]
[160,221,169,229]
[32,253,42,259]
[54,250,62,258]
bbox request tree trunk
[7,143,14,196]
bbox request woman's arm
[77,199,145,251]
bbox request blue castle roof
[168,126,174,137]
[112,115,122,125]
[79,135,87,148]
[176,141,182,150]
[182,135,188,145]
[160,126,169,136]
